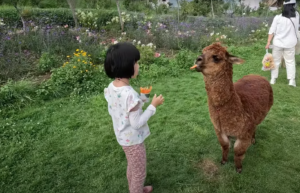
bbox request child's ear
[229,55,244,65]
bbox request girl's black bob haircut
[104,42,140,79]
[282,3,296,18]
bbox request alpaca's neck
[204,72,235,108]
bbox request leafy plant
[0,79,36,108]
[76,10,98,29]
[42,49,109,96]
[38,52,62,73]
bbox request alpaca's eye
[212,55,220,63]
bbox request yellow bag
[262,49,275,71]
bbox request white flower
[32,26,38,32]
[216,33,219,36]
[210,32,214,36]
[154,46,156,49]
[165,30,169,33]
[119,37,122,40]
[86,29,89,32]
[114,41,118,44]
[251,30,255,33]
[122,12,126,15]
[147,43,153,48]
[121,32,126,36]
[138,41,141,45]
[243,13,246,16]
[133,40,136,44]
[265,24,268,27]
[141,44,145,47]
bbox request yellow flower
[82,60,85,63]
[67,55,70,58]
[76,49,79,51]
[81,70,83,73]
[86,70,88,72]
[66,62,69,64]
[73,66,76,68]
[78,59,80,62]
[88,55,91,57]
[82,52,87,56]
[81,50,84,53]
[85,62,87,64]
[90,62,93,64]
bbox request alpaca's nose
[196,56,203,62]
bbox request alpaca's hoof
[251,138,256,144]
[221,160,227,165]
[236,168,242,173]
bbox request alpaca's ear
[229,55,244,65]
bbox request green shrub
[38,52,62,73]
[173,49,198,69]
[157,4,169,14]
[97,0,115,9]
[136,43,156,66]
[40,49,109,97]
[38,0,58,8]
[0,80,36,108]
[0,8,74,27]
[76,10,98,29]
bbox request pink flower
[111,39,115,43]
[76,36,81,43]
[64,24,68,28]
[154,53,160,58]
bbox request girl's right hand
[151,94,164,108]
[265,42,270,49]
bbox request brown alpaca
[193,43,273,173]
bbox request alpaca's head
[193,43,244,76]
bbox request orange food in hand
[140,86,152,94]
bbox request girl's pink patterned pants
[122,143,147,193]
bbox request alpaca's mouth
[190,64,204,72]
[194,56,205,72]
[196,65,204,72]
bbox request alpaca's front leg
[217,133,230,165]
[234,138,252,173]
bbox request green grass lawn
[1,48,300,193]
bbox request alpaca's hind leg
[234,139,251,173]
[217,133,230,165]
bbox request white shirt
[269,12,299,48]
[104,82,156,146]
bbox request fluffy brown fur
[194,43,273,173]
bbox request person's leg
[123,146,133,192]
[123,143,147,193]
[283,47,296,87]
[271,46,284,84]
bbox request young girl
[104,42,164,193]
